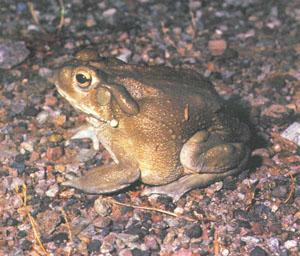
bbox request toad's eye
[75,71,91,88]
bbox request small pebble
[87,239,102,253]
[46,146,63,161]
[94,198,112,217]
[284,240,297,250]
[45,184,59,198]
[250,246,268,256]
[208,39,227,56]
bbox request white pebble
[284,240,297,250]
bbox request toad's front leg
[62,162,140,194]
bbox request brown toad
[54,48,250,201]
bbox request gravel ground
[1,0,300,255]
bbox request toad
[54,48,250,202]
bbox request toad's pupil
[76,74,89,84]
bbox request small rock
[0,40,30,69]
[221,248,230,256]
[44,96,57,106]
[284,240,297,250]
[77,148,97,162]
[241,236,260,245]
[100,241,114,253]
[23,106,39,117]
[103,8,117,25]
[10,162,25,175]
[172,248,193,256]
[251,222,263,235]
[144,235,159,251]
[281,122,300,146]
[48,133,63,143]
[250,246,268,256]
[186,224,202,238]
[94,198,112,217]
[45,184,59,198]
[38,67,53,78]
[208,39,227,56]
[94,217,111,228]
[267,238,280,251]
[271,185,288,198]
[20,141,34,152]
[87,239,102,253]
[36,110,50,124]
[117,233,139,244]
[46,146,63,161]
[119,248,133,256]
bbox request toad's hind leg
[180,130,249,173]
[62,163,140,194]
[141,148,249,202]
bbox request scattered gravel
[1,0,300,255]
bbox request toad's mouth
[56,86,118,128]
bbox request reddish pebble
[29,151,39,162]
[45,96,57,106]
[172,248,193,256]
[46,146,63,161]
[251,222,263,235]
[14,126,27,135]
[208,39,227,56]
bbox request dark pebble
[20,239,33,249]
[142,220,152,229]
[87,239,102,252]
[111,223,125,233]
[253,204,271,216]
[237,220,251,229]
[272,185,288,198]
[132,248,150,256]
[250,246,268,256]
[15,154,26,162]
[10,162,25,175]
[281,205,297,215]
[22,106,39,117]
[186,224,203,238]
[3,91,14,99]
[101,226,111,236]
[127,226,149,238]
[294,185,300,197]
[18,230,27,238]
[42,233,68,243]
[233,209,250,219]
[4,217,19,226]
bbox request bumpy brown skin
[54,48,250,201]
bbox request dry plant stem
[61,209,73,256]
[15,184,50,256]
[213,225,220,255]
[284,172,295,203]
[105,197,215,222]
[27,2,48,34]
[27,0,65,34]
[57,0,65,32]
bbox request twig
[27,2,48,34]
[284,172,295,203]
[105,197,215,222]
[15,184,49,256]
[27,0,65,34]
[213,225,220,255]
[61,209,73,256]
[57,0,65,33]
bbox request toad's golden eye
[75,71,91,88]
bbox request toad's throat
[56,87,119,128]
